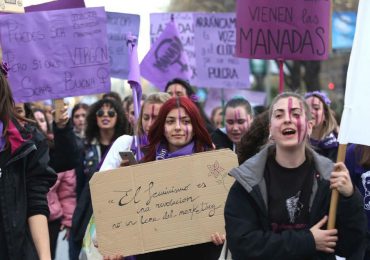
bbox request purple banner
[150,13,196,82]
[236,0,331,60]
[0,7,110,103]
[25,0,85,12]
[140,20,191,91]
[107,12,140,79]
[194,13,250,89]
[204,89,266,117]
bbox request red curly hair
[142,97,213,162]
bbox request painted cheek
[177,109,181,129]
[296,102,308,143]
[185,124,189,140]
[241,117,250,133]
[310,98,319,125]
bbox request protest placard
[150,13,196,83]
[0,0,24,13]
[0,7,110,102]
[236,0,331,60]
[107,12,140,79]
[194,13,250,89]
[90,149,238,256]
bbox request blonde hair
[305,93,338,140]
[136,92,171,136]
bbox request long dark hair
[85,98,128,144]
[355,145,370,169]
[142,97,213,162]
[0,73,16,129]
[237,110,269,164]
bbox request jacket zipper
[5,144,36,167]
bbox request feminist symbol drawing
[153,36,188,73]
[207,160,224,178]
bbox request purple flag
[25,0,85,12]
[127,34,141,94]
[127,34,142,160]
[127,34,142,111]
[150,13,196,82]
[236,0,331,60]
[140,20,191,91]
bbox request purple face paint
[296,102,304,143]
[231,110,238,131]
[288,97,293,122]
[177,107,181,129]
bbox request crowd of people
[1,64,370,260]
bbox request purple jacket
[345,144,370,230]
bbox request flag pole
[127,33,142,161]
[327,143,347,229]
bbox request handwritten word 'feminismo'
[115,182,191,207]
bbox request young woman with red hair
[142,97,213,162]
[136,97,224,260]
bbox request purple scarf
[155,141,195,160]
[0,121,6,152]
[310,132,338,150]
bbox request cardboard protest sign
[141,19,191,90]
[0,0,24,13]
[194,13,250,89]
[90,149,238,256]
[236,0,331,60]
[338,0,370,146]
[0,7,110,103]
[107,12,140,79]
[150,13,196,83]
[24,0,85,12]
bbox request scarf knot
[155,141,195,160]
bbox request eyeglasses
[96,109,116,118]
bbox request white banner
[338,0,370,146]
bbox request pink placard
[236,0,331,60]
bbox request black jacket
[211,128,233,150]
[49,120,80,173]
[0,119,56,259]
[225,145,367,260]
